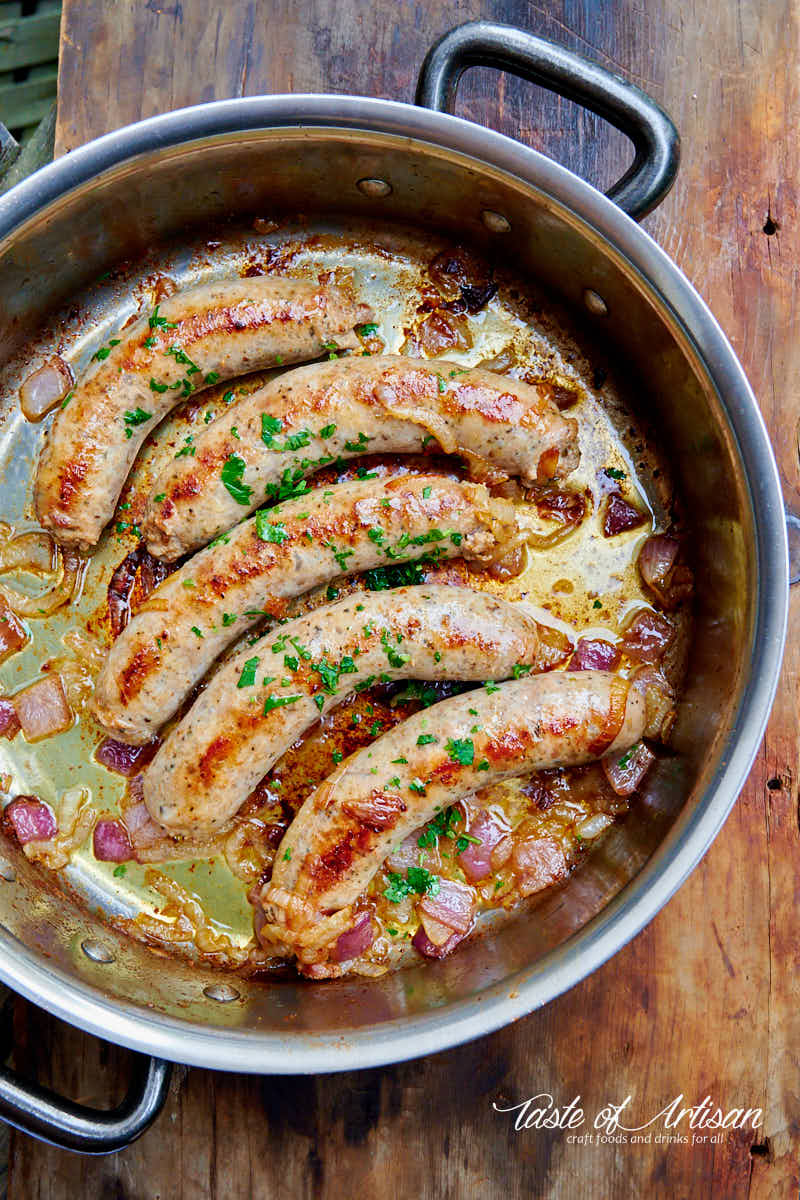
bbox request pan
[0,21,788,1152]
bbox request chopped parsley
[512,664,532,679]
[222,613,237,626]
[191,626,204,638]
[263,694,302,714]
[604,467,625,480]
[477,759,490,771]
[283,848,292,861]
[123,407,152,439]
[383,867,440,903]
[357,322,379,337]
[93,338,120,361]
[149,305,177,330]
[484,680,501,695]
[326,585,339,601]
[381,629,410,669]
[332,750,343,764]
[221,454,253,505]
[166,344,200,375]
[446,737,474,766]
[60,391,74,409]
[617,748,634,769]
[436,375,446,394]
[408,778,427,795]
[255,511,289,543]
[236,657,259,688]
[364,561,425,591]
[323,540,354,571]
[416,733,437,746]
[344,431,371,452]
[153,492,166,503]
[174,434,195,458]
[149,378,168,393]
[593,599,603,609]
[319,422,337,438]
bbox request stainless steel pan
[0,22,788,1152]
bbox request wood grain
[7,1,799,1196]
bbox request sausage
[143,355,580,560]
[258,671,645,954]
[143,585,551,835]
[35,276,372,551]
[92,475,526,744]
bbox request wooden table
[7,2,799,1196]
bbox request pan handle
[0,1050,171,1153]
[416,20,679,221]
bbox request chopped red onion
[5,796,57,844]
[637,534,693,610]
[121,796,165,854]
[412,925,465,959]
[630,666,676,739]
[512,837,568,898]
[568,637,621,672]
[620,610,674,664]
[13,674,72,742]
[603,493,647,537]
[0,602,27,664]
[333,911,375,962]
[19,356,73,422]
[418,877,476,934]
[93,817,133,862]
[457,810,508,882]
[95,736,159,778]
[0,699,20,740]
[602,741,656,796]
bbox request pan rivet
[481,210,511,233]
[203,983,241,1003]
[356,177,392,198]
[0,859,15,882]
[583,289,608,316]
[81,938,115,963]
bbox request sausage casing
[260,671,645,949]
[143,355,579,559]
[92,475,526,743]
[143,585,552,834]
[35,276,371,550]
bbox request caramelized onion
[602,741,656,795]
[638,533,693,611]
[0,600,27,663]
[0,699,20,740]
[95,736,159,777]
[630,666,676,740]
[5,796,57,844]
[620,610,674,664]
[512,837,568,897]
[603,493,647,537]
[13,674,72,741]
[568,638,621,671]
[93,817,133,862]
[0,530,84,617]
[412,924,465,958]
[108,546,170,638]
[333,912,374,962]
[19,356,73,421]
[458,809,508,883]
[418,877,476,935]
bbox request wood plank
[0,7,60,74]
[6,1,795,1197]
[0,67,57,130]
